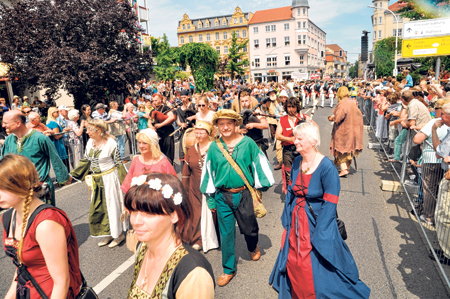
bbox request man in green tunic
[1,110,71,205]
[200,109,275,287]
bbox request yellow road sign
[402,35,450,58]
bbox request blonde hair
[0,155,42,263]
[336,86,350,102]
[87,118,115,140]
[135,132,162,159]
[47,107,59,123]
[198,96,209,105]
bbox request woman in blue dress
[46,107,69,171]
[270,121,370,299]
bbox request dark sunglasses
[198,104,206,107]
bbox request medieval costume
[270,156,370,298]
[71,138,127,238]
[0,129,70,205]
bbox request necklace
[301,151,318,174]
[139,242,178,288]
[141,156,158,173]
[92,139,105,150]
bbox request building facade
[130,0,151,47]
[371,1,409,47]
[177,7,253,79]
[248,0,326,83]
[324,44,347,79]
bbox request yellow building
[177,7,253,80]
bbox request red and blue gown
[270,156,370,299]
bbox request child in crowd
[137,104,149,131]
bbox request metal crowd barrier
[360,96,450,289]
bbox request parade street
[0,105,448,298]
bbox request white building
[248,0,326,83]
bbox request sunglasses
[23,111,31,114]
[198,104,206,107]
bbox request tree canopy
[398,0,450,20]
[176,43,219,92]
[151,34,177,81]
[225,31,249,80]
[0,0,152,108]
[373,37,403,78]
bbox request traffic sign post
[393,69,398,77]
[402,35,450,58]
[403,18,450,40]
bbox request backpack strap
[1,208,14,236]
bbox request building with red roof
[371,1,410,47]
[324,45,348,79]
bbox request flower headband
[130,175,182,205]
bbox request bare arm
[36,220,70,299]
[4,269,17,299]
[275,122,294,143]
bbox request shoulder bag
[215,139,267,218]
[299,169,348,240]
[2,205,99,299]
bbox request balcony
[295,44,309,56]
[139,7,148,21]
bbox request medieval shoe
[217,272,236,287]
[250,246,261,261]
[109,234,125,248]
[98,236,113,247]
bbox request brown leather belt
[220,186,246,193]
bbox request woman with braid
[1,154,82,299]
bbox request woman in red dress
[1,154,81,299]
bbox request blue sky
[149,0,374,63]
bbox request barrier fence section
[358,96,450,289]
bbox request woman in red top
[1,155,81,299]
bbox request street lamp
[265,46,283,83]
[368,5,399,77]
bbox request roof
[248,6,292,25]
[388,1,408,12]
[292,0,309,9]
[326,44,346,55]
[178,12,252,31]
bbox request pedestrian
[70,119,127,248]
[328,87,364,177]
[47,107,70,172]
[66,110,85,169]
[1,154,82,298]
[26,112,53,136]
[200,109,274,287]
[270,121,370,299]
[182,121,219,252]
[125,173,215,298]
[108,101,127,159]
[124,102,139,156]
[137,104,149,131]
[121,128,176,194]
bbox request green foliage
[373,37,403,77]
[396,73,405,82]
[348,61,359,78]
[152,34,177,81]
[225,31,249,80]
[175,71,189,81]
[176,43,219,92]
[399,0,450,20]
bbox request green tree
[373,37,403,78]
[176,43,219,92]
[398,0,450,20]
[225,31,249,80]
[152,34,177,81]
[348,61,359,78]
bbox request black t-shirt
[155,105,175,136]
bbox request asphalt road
[1,103,449,298]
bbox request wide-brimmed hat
[212,109,243,126]
[279,90,289,98]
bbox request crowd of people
[3,70,450,298]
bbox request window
[216,32,219,40]
[207,33,210,41]
[255,58,260,67]
[265,25,270,32]
[182,24,185,30]
[373,31,376,39]
[374,3,377,8]
[216,47,220,54]
[393,29,397,37]
[236,30,240,38]
[272,56,277,67]
[224,46,228,54]
[379,30,381,38]
[398,28,402,37]
[234,18,237,24]
[297,8,300,15]
[199,34,203,42]
[267,56,272,67]
[303,21,307,28]
[285,36,290,46]
[308,36,310,46]
[254,27,258,33]
[187,24,190,29]
[307,54,310,65]
[239,17,243,23]
[271,25,276,32]
[303,8,306,15]
[380,2,383,7]
[374,17,377,25]
[243,30,247,38]
[180,36,184,44]
[243,47,247,52]
[339,50,342,57]
[189,35,193,42]
[215,21,218,27]
[223,31,228,39]
[300,55,304,65]
[379,17,382,24]
[297,22,301,29]
[254,39,259,49]
[272,37,276,47]
[297,35,302,45]
[198,23,202,29]
[266,38,271,48]
[285,55,290,66]
[284,23,289,30]
[206,22,209,28]
[223,20,226,26]
[303,35,306,44]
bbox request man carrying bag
[200,109,275,287]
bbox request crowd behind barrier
[359,91,450,288]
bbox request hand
[245,123,255,130]
[210,208,217,213]
[444,156,450,165]
[401,121,408,128]
[290,137,295,143]
[410,125,418,130]
[433,119,444,130]
[63,127,71,132]
[240,128,248,134]
[328,115,334,122]
[181,123,187,129]
[154,123,162,129]
[187,115,196,121]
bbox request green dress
[70,138,127,238]
[0,129,70,206]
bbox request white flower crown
[130,175,182,205]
